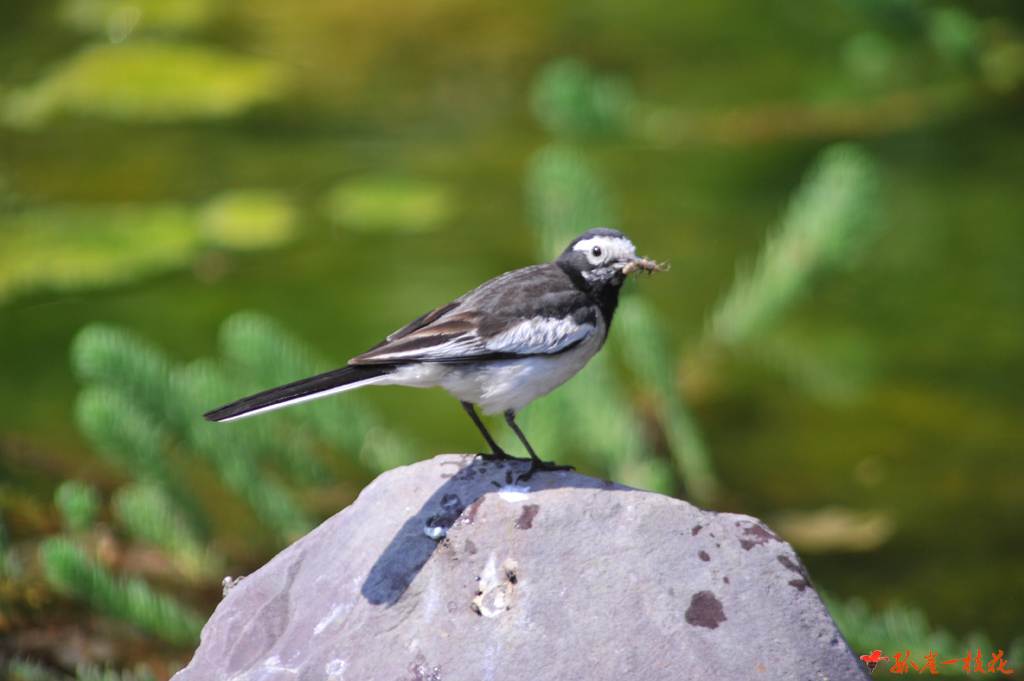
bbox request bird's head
[556,228,663,290]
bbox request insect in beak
[622,257,666,276]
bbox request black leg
[504,410,574,481]
[461,401,522,461]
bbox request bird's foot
[517,459,575,483]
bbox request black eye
[591,246,602,257]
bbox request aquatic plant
[0,190,298,306]
[321,175,457,234]
[3,41,289,128]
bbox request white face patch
[572,235,637,269]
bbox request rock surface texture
[174,455,868,681]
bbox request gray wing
[350,263,597,365]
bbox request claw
[516,460,575,483]
[476,451,530,463]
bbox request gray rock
[174,455,869,681]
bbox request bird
[204,228,663,479]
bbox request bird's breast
[437,328,606,415]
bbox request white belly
[384,331,605,415]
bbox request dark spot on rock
[777,554,812,591]
[464,539,477,555]
[505,470,514,484]
[440,493,462,514]
[684,590,727,629]
[698,550,710,562]
[506,568,517,584]
[738,522,781,550]
[692,525,703,536]
[490,481,501,488]
[668,587,675,596]
[446,600,458,614]
[723,577,730,584]
[515,504,539,530]
[424,494,468,539]
[462,497,485,525]
[453,466,474,480]
[603,479,615,488]
[776,554,801,573]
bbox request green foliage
[69,310,423,556]
[218,310,419,471]
[928,8,980,66]
[524,61,885,500]
[3,658,66,681]
[835,0,928,36]
[1,0,1015,673]
[111,483,216,580]
[182,356,336,488]
[757,325,876,406]
[71,324,174,417]
[824,592,1024,675]
[2,40,289,129]
[521,137,715,498]
[171,359,317,539]
[54,481,101,532]
[75,386,172,481]
[1,501,11,551]
[615,295,719,501]
[529,58,634,140]
[58,0,219,36]
[0,503,24,581]
[39,537,204,647]
[76,664,156,681]
[524,144,615,260]
[72,323,314,541]
[710,143,879,348]
[321,175,457,233]
[842,31,899,88]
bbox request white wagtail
[204,228,662,479]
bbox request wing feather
[349,263,599,365]
[483,317,594,355]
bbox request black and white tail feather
[204,228,662,480]
[203,365,392,422]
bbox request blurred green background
[0,0,1022,678]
